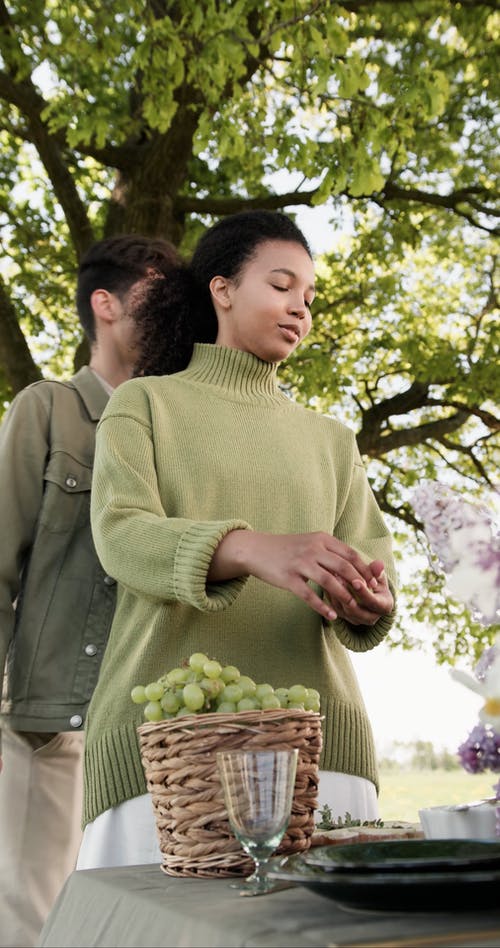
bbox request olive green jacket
[0,367,116,745]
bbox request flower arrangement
[453,637,500,804]
[411,481,500,834]
[411,481,499,628]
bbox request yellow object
[483,697,500,716]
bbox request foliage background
[0,0,498,662]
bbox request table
[37,863,500,948]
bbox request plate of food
[310,818,423,849]
[304,838,500,874]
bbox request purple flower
[457,724,500,774]
[475,645,499,683]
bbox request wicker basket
[137,707,323,878]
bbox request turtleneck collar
[181,343,287,402]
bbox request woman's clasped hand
[208,529,393,626]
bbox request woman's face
[211,239,315,363]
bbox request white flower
[450,636,500,732]
[411,481,500,626]
[412,481,500,744]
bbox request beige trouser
[0,727,84,948]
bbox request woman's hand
[208,530,394,626]
[328,558,394,626]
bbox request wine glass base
[229,878,294,897]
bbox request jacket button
[84,644,98,656]
[103,575,116,586]
[70,715,83,728]
[65,475,77,488]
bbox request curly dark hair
[131,263,199,377]
[76,234,181,344]
[133,210,312,377]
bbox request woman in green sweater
[77,210,396,869]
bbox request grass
[377,767,497,823]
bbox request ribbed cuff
[328,584,397,652]
[173,519,252,611]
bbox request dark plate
[303,838,500,874]
[268,852,500,912]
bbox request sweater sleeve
[90,391,252,612]
[327,443,398,652]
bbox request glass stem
[248,855,270,890]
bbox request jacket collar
[70,366,111,421]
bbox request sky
[293,202,488,761]
[351,644,482,757]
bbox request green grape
[188,652,210,673]
[176,706,195,718]
[130,652,321,720]
[287,684,308,705]
[306,687,320,702]
[255,682,274,701]
[199,677,224,699]
[167,667,190,685]
[220,683,243,703]
[203,659,223,679]
[236,697,259,712]
[261,693,281,710]
[130,685,147,704]
[274,687,289,708]
[161,691,180,713]
[238,675,257,697]
[144,700,163,721]
[183,682,206,711]
[216,700,237,713]
[144,681,165,701]
[304,688,321,711]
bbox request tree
[0,0,498,660]
[411,740,439,771]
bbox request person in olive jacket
[0,234,181,948]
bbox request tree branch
[0,1,94,256]
[177,180,499,234]
[358,410,471,457]
[377,498,421,529]
[0,275,42,395]
[438,435,495,484]
[357,380,430,446]
[175,190,319,216]
[426,399,499,431]
[380,182,499,234]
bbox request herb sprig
[315,804,385,831]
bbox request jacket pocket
[40,451,93,533]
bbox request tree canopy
[0,0,498,661]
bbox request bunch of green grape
[131,651,321,722]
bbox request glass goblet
[216,748,298,896]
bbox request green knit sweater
[83,344,397,826]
